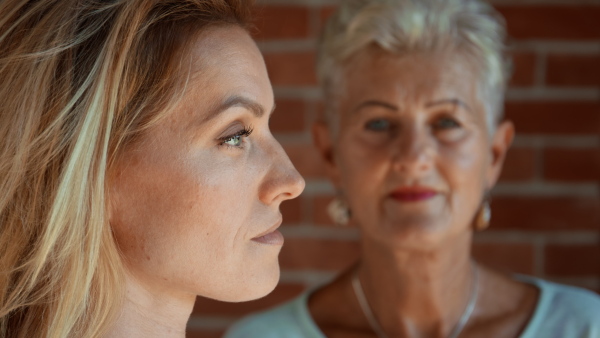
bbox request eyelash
[218,126,254,149]
[434,116,461,129]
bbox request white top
[224,276,600,338]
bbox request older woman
[0,0,304,337]
[226,0,600,337]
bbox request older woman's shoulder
[223,291,326,338]
[515,275,600,338]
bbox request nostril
[259,163,306,205]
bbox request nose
[392,126,433,175]
[259,139,305,205]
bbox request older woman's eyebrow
[426,98,472,112]
[353,100,398,113]
[201,95,275,124]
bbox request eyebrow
[426,98,473,112]
[353,98,473,114]
[353,100,398,113]
[201,95,275,124]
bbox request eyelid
[218,126,254,147]
[364,118,394,130]
[218,127,252,141]
[432,116,462,129]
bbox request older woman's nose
[259,141,305,206]
[392,128,433,175]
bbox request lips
[389,186,438,202]
[251,217,283,245]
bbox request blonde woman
[0,0,304,337]
[226,0,600,337]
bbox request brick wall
[187,0,600,336]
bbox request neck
[357,232,475,337]
[105,272,196,338]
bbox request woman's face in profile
[322,47,510,248]
[109,26,304,302]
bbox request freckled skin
[108,26,305,305]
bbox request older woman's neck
[358,232,475,336]
[105,272,196,338]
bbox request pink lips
[251,218,284,245]
[252,230,284,245]
[390,186,438,202]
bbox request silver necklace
[351,262,479,338]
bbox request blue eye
[435,117,460,129]
[223,134,243,146]
[219,127,253,148]
[365,119,391,131]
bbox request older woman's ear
[312,121,342,187]
[486,120,515,189]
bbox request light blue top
[225,276,600,338]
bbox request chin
[377,217,450,249]
[211,260,281,303]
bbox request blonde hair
[317,0,509,131]
[0,0,252,337]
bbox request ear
[312,121,342,187]
[486,120,515,189]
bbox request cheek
[111,165,197,261]
[335,134,393,225]
[337,133,390,191]
[109,151,251,270]
[437,138,488,209]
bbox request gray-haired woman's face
[314,46,513,249]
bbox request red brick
[313,99,326,122]
[509,52,536,87]
[546,54,600,87]
[186,330,224,338]
[319,6,337,30]
[472,243,535,274]
[504,102,600,135]
[499,147,536,182]
[284,144,327,179]
[490,197,600,231]
[281,197,303,224]
[192,283,306,316]
[545,244,600,277]
[252,5,310,40]
[264,51,317,86]
[496,6,600,40]
[543,148,600,182]
[280,238,360,270]
[271,99,306,133]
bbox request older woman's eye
[365,119,392,131]
[434,117,460,129]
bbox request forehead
[184,25,271,103]
[339,46,481,109]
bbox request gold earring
[327,197,350,226]
[475,200,491,231]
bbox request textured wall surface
[188,0,600,336]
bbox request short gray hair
[317,0,510,132]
